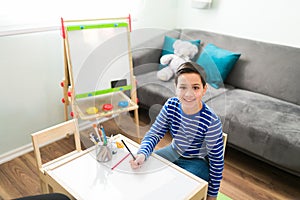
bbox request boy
[130,62,224,200]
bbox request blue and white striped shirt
[138,97,224,197]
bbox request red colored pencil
[111,153,130,170]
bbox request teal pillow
[161,36,201,56]
[196,43,241,89]
[160,36,201,69]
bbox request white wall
[0,30,65,160]
[0,0,178,161]
[177,0,300,48]
[0,0,177,34]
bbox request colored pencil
[111,153,130,170]
[121,139,136,160]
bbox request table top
[45,134,207,200]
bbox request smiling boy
[130,62,224,200]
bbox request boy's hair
[175,62,207,86]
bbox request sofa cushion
[207,89,300,176]
[196,43,241,89]
[136,71,175,108]
[136,70,233,109]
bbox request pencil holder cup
[96,143,112,162]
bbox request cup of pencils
[96,143,112,162]
[91,123,112,162]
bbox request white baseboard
[0,116,117,165]
[0,125,91,165]
[0,144,33,165]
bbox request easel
[60,15,140,141]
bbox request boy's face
[175,73,207,114]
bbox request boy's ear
[203,84,208,95]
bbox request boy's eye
[193,86,200,90]
[179,86,186,89]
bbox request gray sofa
[131,29,300,176]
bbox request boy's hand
[129,154,146,169]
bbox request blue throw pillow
[196,43,241,89]
[160,36,201,69]
[161,36,201,56]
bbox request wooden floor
[0,109,299,200]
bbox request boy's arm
[137,101,171,158]
[205,118,224,198]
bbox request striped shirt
[138,97,224,197]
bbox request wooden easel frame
[60,16,140,141]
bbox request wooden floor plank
[223,147,300,200]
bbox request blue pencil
[100,125,108,146]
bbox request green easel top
[66,22,128,31]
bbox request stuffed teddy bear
[157,40,198,81]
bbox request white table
[43,134,208,200]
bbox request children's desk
[42,134,208,200]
